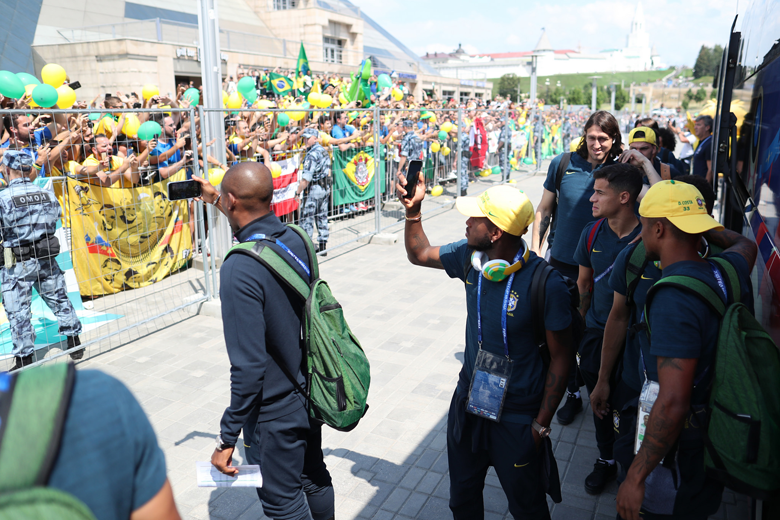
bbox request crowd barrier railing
[0,107,210,369]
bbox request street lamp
[609,82,618,113]
[589,76,601,112]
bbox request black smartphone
[132,102,142,109]
[403,160,423,200]
[183,134,192,151]
[69,81,81,90]
[105,93,112,99]
[167,180,202,200]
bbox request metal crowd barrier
[0,107,210,369]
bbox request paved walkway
[79,166,751,520]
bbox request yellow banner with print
[55,170,193,296]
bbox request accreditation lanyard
[476,249,522,357]
[245,233,311,278]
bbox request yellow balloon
[481,169,492,177]
[222,90,229,107]
[287,106,307,121]
[227,92,243,109]
[430,185,444,197]
[209,168,226,186]
[270,163,282,178]
[318,94,333,108]
[307,92,322,106]
[392,88,403,101]
[570,136,582,152]
[94,116,116,137]
[429,115,437,125]
[122,114,141,137]
[431,142,441,153]
[25,84,39,108]
[142,84,160,100]
[452,125,458,133]
[440,122,453,133]
[338,93,348,105]
[441,146,451,156]
[56,85,76,109]
[41,64,66,88]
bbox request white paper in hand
[196,462,263,488]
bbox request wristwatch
[215,434,235,451]
[532,419,551,439]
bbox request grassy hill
[491,69,674,97]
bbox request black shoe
[10,354,34,372]
[318,241,327,257]
[67,335,83,361]
[585,459,617,495]
[556,392,583,425]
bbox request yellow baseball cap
[456,186,534,236]
[639,180,724,234]
[629,126,657,146]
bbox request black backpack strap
[531,261,555,346]
[462,246,475,282]
[625,240,650,307]
[554,152,571,196]
[0,363,76,492]
[286,224,319,281]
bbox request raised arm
[398,170,442,269]
[531,188,556,255]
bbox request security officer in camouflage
[458,116,470,196]
[533,114,544,173]
[296,128,331,255]
[497,118,512,182]
[1,151,82,371]
[398,120,425,177]
[562,116,573,153]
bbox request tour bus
[715,6,780,347]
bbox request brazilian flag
[296,43,310,77]
[269,72,294,97]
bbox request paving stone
[379,487,411,513]
[398,492,429,517]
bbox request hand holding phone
[402,160,423,201]
[167,179,202,200]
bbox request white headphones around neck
[471,239,530,282]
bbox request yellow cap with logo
[455,185,534,236]
[629,126,657,146]
[639,180,724,234]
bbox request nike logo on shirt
[514,462,530,468]
[641,275,653,280]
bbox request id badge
[466,349,513,422]
[635,378,660,454]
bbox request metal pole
[610,87,616,113]
[631,84,635,113]
[188,107,212,300]
[529,55,538,111]
[504,105,509,184]
[591,78,598,112]
[373,104,381,234]
[197,0,231,262]
[642,95,646,116]
[457,107,464,196]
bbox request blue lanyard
[476,249,522,358]
[245,233,311,278]
[709,261,728,299]
[593,262,616,284]
[695,135,712,156]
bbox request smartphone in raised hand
[167,179,202,200]
[402,160,423,200]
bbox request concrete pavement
[78,164,751,520]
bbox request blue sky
[353,0,741,67]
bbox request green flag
[296,43,310,77]
[332,146,386,205]
[268,72,294,97]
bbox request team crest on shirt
[613,410,620,429]
[696,198,704,207]
[507,290,518,312]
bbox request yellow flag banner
[55,171,193,297]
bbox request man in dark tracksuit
[207,162,334,520]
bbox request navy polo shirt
[692,135,712,178]
[609,242,663,392]
[440,241,572,419]
[574,219,641,331]
[638,251,752,517]
[544,153,612,266]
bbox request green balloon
[491,165,501,176]
[237,76,256,95]
[243,88,257,104]
[137,121,162,141]
[31,84,58,108]
[89,112,101,121]
[0,71,25,98]
[377,74,392,90]
[438,130,447,142]
[277,113,290,127]
[183,88,200,105]
[16,72,40,86]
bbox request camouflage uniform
[498,124,512,182]
[0,177,82,358]
[400,131,425,166]
[458,132,470,196]
[301,142,331,247]
[562,119,573,153]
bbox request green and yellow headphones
[471,239,530,282]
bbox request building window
[442,90,455,99]
[273,0,296,10]
[323,37,344,64]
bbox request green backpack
[0,363,96,520]
[226,224,370,432]
[645,257,780,499]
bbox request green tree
[567,86,584,105]
[685,88,695,102]
[614,85,628,111]
[710,88,718,99]
[693,45,714,79]
[682,99,690,110]
[694,87,707,102]
[497,74,521,100]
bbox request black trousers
[447,391,550,520]
[549,256,583,394]
[612,378,640,484]
[578,327,616,461]
[243,406,334,520]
